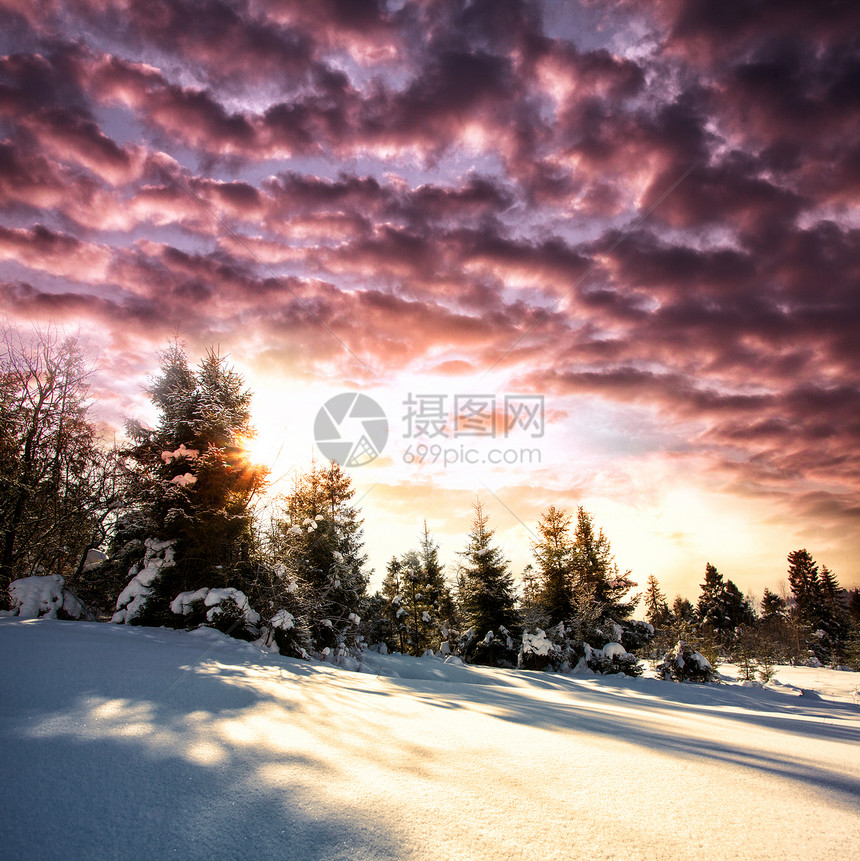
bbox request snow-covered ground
[1,619,858,860]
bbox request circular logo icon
[314,392,388,467]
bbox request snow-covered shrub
[169,586,261,641]
[3,574,84,620]
[584,641,643,676]
[264,607,312,659]
[517,622,644,676]
[112,538,175,624]
[518,628,561,670]
[461,626,518,668]
[203,588,261,641]
[657,641,716,683]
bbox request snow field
[0,619,858,860]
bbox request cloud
[1,0,858,584]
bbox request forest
[3,328,859,680]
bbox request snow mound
[522,629,554,657]
[204,588,260,628]
[169,586,261,629]
[601,642,628,661]
[3,574,84,620]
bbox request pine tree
[518,563,545,631]
[532,506,574,626]
[270,460,368,655]
[819,566,850,662]
[111,342,268,629]
[380,555,407,653]
[643,575,670,628]
[697,563,725,629]
[458,501,519,666]
[570,506,636,627]
[786,549,841,663]
[787,549,821,628]
[695,563,752,654]
[670,595,697,640]
[760,588,786,619]
[417,522,457,651]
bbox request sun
[235,431,271,468]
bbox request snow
[269,609,294,631]
[521,628,554,657]
[112,538,175,624]
[2,575,84,620]
[169,472,197,486]
[204,588,261,627]
[1,620,858,860]
[601,641,628,661]
[168,587,260,629]
[170,588,210,615]
[161,444,199,463]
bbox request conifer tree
[760,588,786,620]
[380,555,407,653]
[532,506,574,626]
[670,595,697,639]
[695,563,752,653]
[643,575,670,628]
[518,563,545,631]
[377,524,456,655]
[458,501,519,666]
[785,549,842,663]
[787,549,821,628]
[417,522,457,650]
[111,341,268,628]
[269,460,368,655]
[697,563,725,629]
[570,506,636,626]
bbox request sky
[1,0,858,602]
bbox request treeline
[2,330,859,679]
[642,554,860,677]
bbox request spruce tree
[532,506,574,626]
[380,555,407,653]
[373,526,456,656]
[695,563,752,654]
[271,460,368,655]
[570,506,636,626]
[760,588,786,620]
[786,549,840,663]
[111,342,268,629]
[787,549,821,628]
[458,501,519,666]
[697,563,725,629]
[643,575,670,628]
